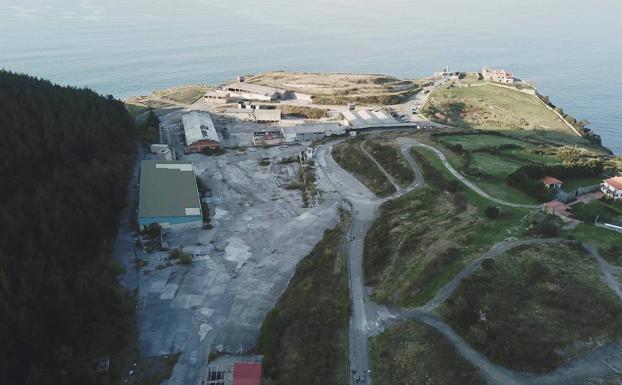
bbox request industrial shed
[341,109,399,129]
[182,111,221,153]
[138,160,203,229]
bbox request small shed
[542,176,563,189]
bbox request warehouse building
[182,111,221,153]
[341,109,399,129]
[225,81,287,102]
[138,160,203,230]
[281,123,345,143]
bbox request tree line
[0,71,137,385]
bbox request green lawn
[257,211,350,385]
[437,133,533,151]
[470,152,524,178]
[370,321,486,385]
[562,175,605,192]
[442,242,622,374]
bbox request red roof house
[601,176,622,200]
[232,362,262,385]
[542,176,563,189]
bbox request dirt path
[359,141,401,193]
[584,244,622,303]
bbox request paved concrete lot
[116,110,340,385]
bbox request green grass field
[257,211,350,385]
[424,83,571,133]
[441,242,622,374]
[370,321,486,385]
[437,133,533,151]
[332,139,396,197]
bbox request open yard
[441,242,622,374]
[370,320,486,385]
[257,211,350,385]
[332,139,396,197]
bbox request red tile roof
[542,176,562,185]
[233,362,262,385]
[604,176,622,190]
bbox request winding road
[315,135,622,385]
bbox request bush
[179,253,193,265]
[485,206,501,219]
[201,146,225,156]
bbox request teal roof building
[138,160,203,229]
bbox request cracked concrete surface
[115,109,341,385]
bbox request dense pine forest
[0,71,137,385]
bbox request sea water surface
[1,0,621,153]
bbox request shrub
[179,253,193,265]
[485,206,501,219]
[201,146,225,156]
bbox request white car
[248,147,257,152]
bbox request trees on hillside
[0,71,136,385]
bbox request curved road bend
[315,141,424,385]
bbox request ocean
[1,0,621,153]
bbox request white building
[224,106,281,123]
[281,123,345,143]
[204,90,231,104]
[601,176,622,200]
[182,111,221,153]
[481,66,515,84]
[225,82,287,101]
[150,144,173,160]
[341,109,399,129]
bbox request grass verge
[363,139,414,187]
[370,321,486,385]
[257,210,351,385]
[332,139,396,197]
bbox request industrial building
[182,111,221,153]
[150,143,173,160]
[341,109,399,129]
[224,104,282,123]
[204,356,262,385]
[252,130,284,146]
[281,123,345,143]
[204,90,232,104]
[225,81,287,102]
[138,160,203,229]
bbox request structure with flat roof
[225,81,286,102]
[281,123,345,143]
[138,160,203,229]
[182,111,221,153]
[341,109,399,129]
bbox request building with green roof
[138,160,203,229]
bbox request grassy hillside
[332,139,396,197]
[362,139,414,187]
[363,146,529,307]
[370,321,486,385]
[442,242,622,373]
[257,211,351,385]
[0,71,136,385]
[423,82,587,145]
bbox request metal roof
[138,160,202,219]
[226,82,286,97]
[342,109,399,128]
[182,111,220,146]
[232,362,262,385]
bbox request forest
[0,71,137,385]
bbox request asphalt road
[315,140,424,385]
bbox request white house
[601,176,622,200]
[482,66,515,84]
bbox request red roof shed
[233,362,262,385]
